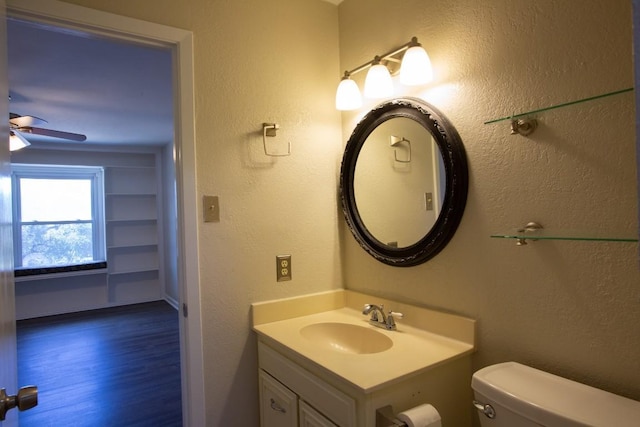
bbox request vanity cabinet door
[259,370,299,427]
[299,400,338,427]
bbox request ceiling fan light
[336,77,362,111]
[364,63,393,99]
[9,131,30,151]
[400,45,433,86]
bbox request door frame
[0,0,17,424]
[5,1,205,425]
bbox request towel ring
[262,123,291,157]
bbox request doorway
[5,1,204,425]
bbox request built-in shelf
[107,218,158,224]
[107,218,157,223]
[106,192,157,197]
[108,267,159,276]
[108,243,158,250]
[104,164,161,303]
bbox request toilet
[471,362,640,426]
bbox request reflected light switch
[425,192,433,211]
[203,195,220,222]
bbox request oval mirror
[340,98,468,266]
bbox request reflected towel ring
[262,123,291,157]
[390,135,411,163]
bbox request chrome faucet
[362,304,403,330]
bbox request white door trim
[5,1,205,425]
[0,0,18,424]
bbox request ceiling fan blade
[9,130,31,151]
[19,126,87,142]
[9,113,48,128]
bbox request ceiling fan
[9,112,87,144]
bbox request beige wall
[635,0,640,234]
[37,0,640,425]
[339,0,640,412]
[58,0,343,425]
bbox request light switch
[203,195,220,222]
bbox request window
[11,164,106,273]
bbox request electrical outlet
[276,255,291,282]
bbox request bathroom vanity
[252,290,476,426]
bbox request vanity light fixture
[399,39,433,85]
[335,36,433,111]
[363,57,394,99]
[335,73,362,110]
[9,130,30,151]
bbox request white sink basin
[299,322,393,354]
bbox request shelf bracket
[510,118,537,136]
[516,221,543,246]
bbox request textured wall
[635,0,640,234]
[24,0,640,425]
[338,0,640,411]
[56,0,343,425]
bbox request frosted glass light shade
[9,131,30,151]
[400,45,433,86]
[335,77,362,111]
[363,64,393,99]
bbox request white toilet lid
[472,362,640,427]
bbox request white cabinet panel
[259,342,356,427]
[260,370,299,427]
[299,401,337,427]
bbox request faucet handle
[385,310,403,330]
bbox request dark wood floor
[17,301,182,427]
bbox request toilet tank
[471,362,640,427]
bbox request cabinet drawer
[259,370,298,427]
[259,341,356,427]
[300,400,338,427]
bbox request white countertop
[253,292,475,392]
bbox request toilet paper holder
[376,405,408,426]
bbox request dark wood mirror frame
[340,98,468,267]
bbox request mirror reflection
[354,117,445,248]
[340,98,468,267]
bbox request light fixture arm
[341,37,420,80]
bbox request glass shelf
[491,231,638,243]
[484,87,634,124]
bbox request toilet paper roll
[396,403,441,427]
